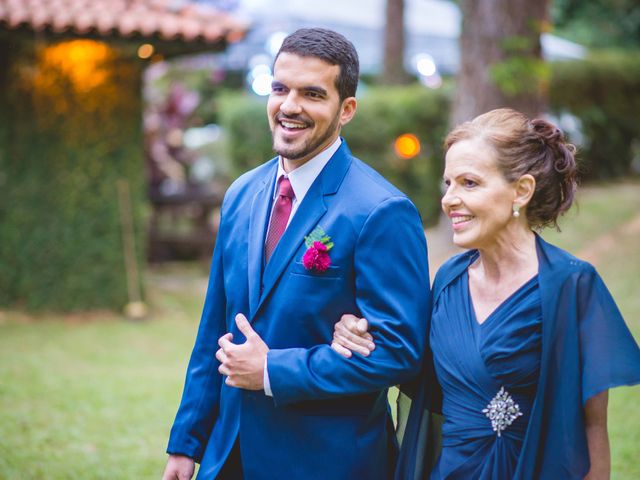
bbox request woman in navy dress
[331,109,640,479]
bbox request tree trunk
[382,0,411,84]
[452,0,550,125]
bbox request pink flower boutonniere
[302,226,334,272]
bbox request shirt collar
[273,137,342,203]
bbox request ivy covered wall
[0,33,146,311]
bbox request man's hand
[216,314,269,390]
[162,454,195,480]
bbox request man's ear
[339,97,357,127]
[514,174,536,211]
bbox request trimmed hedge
[0,35,146,311]
[219,85,451,226]
[549,51,640,179]
[218,92,273,178]
[345,85,451,226]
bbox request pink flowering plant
[302,226,333,272]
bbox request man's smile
[276,114,312,132]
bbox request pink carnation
[302,241,331,272]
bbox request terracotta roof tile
[0,0,249,44]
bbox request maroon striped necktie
[264,176,294,263]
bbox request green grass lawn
[1,181,639,479]
[0,269,207,478]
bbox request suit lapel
[247,160,278,317]
[258,188,327,310]
[256,141,353,314]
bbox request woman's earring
[512,205,520,218]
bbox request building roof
[0,0,249,45]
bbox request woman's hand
[331,314,376,358]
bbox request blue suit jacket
[167,141,430,479]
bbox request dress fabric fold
[429,262,541,479]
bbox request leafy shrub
[549,51,640,179]
[218,92,272,177]
[345,85,451,226]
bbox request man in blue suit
[163,28,430,479]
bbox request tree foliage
[552,0,640,49]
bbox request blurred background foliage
[3,47,639,311]
[0,35,146,311]
[2,42,640,311]
[549,51,640,179]
[552,0,640,49]
[2,0,640,312]
[342,85,451,226]
[218,53,640,225]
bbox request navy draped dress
[430,259,542,479]
[395,237,640,480]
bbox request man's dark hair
[276,28,360,101]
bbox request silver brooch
[482,387,523,436]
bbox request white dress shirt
[263,136,342,396]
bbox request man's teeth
[451,215,473,224]
[281,121,306,129]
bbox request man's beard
[272,111,341,161]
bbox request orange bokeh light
[394,133,421,159]
[36,39,113,93]
[138,44,155,59]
